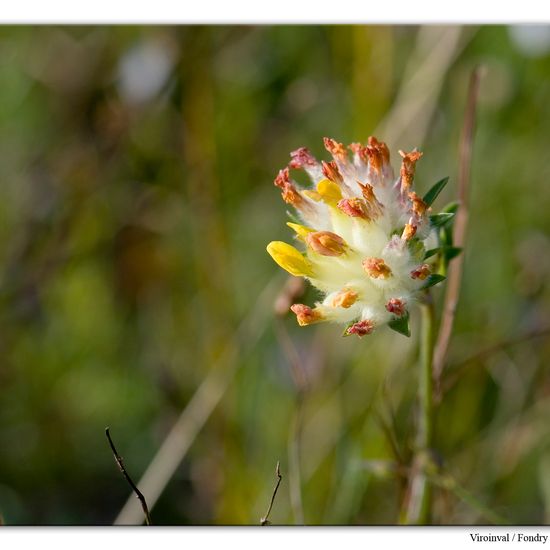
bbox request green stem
[402,295,435,524]
[419,296,434,465]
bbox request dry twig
[260,462,283,526]
[433,66,484,399]
[105,427,151,526]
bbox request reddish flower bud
[410,264,431,280]
[363,257,392,279]
[365,136,391,174]
[399,149,423,193]
[274,167,303,207]
[402,223,417,241]
[349,142,363,155]
[408,191,427,217]
[358,182,384,218]
[337,198,369,219]
[321,160,343,184]
[289,147,317,169]
[306,231,347,257]
[345,319,374,337]
[386,298,406,316]
[290,304,324,326]
[323,137,347,160]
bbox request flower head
[267,136,444,337]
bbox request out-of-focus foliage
[0,25,549,525]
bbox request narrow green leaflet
[424,246,462,261]
[421,273,446,289]
[422,177,449,207]
[444,246,463,261]
[429,212,455,228]
[388,312,410,337]
[424,247,440,260]
[342,323,354,337]
[441,201,460,214]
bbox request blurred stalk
[402,295,435,524]
[375,26,470,149]
[429,472,508,525]
[433,66,483,399]
[274,319,307,524]
[352,26,392,137]
[288,395,305,525]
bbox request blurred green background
[0,25,549,525]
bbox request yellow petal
[317,178,342,206]
[286,222,315,239]
[302,190,322,202]
[266,241,314,277]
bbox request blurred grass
[0,25,549,525]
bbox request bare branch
[260,462,283,526]
[105,427,151,526]
[433,66,484,399]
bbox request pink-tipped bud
[289,147,317,169]
[306,231,347,257]
[410,264,431,280]
[321,160,343,184]
[337,198,369,219]
[365,136,391,174]
[274,167,303,207]
[386,298,406,316]
[349,142,363,155]
[399,149,423,193]
[290,304,324,326]
[408,191,427,217]
[323,137,347,160]
[358,182,384,218]
[362,257,392,279]
[402,223,417,241]
[346,319,374,337]
[353,145,370,164]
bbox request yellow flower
[266,241,314,278]
[267,136,439,337]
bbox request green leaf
[424,246,462,261]
[441,201,460,214]
[422,177,449,207]
[445,246,463,261]
[341,323,355,337]
[429,212,455,228]
[388,312,410,337]
[421,273,446,289]
[424,247,440,260]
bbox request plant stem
[419,296,435,469]
[402,295,435,524]
[288,398,305,525]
